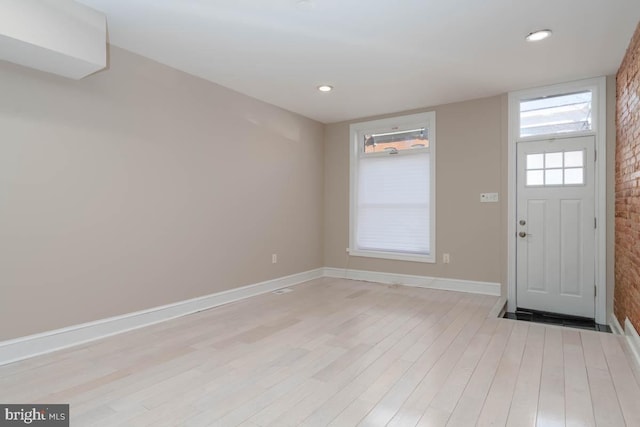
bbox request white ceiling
[76,0,640,124]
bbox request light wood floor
[2,278,640,426]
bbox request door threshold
[504,308,610,332]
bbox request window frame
[349,111,436,263]
[516,83,600,143]
[518,90,594,139]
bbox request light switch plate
[480,192,499,203]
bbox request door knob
[519,231,527,238]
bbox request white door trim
[507,76,607,323]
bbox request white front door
[516,136,595,318]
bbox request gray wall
[0,43,618,341]
[324,81,617,322]
[324,96,506,284]
[0,47,325,340]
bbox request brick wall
[615,22,640,332]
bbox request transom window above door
[519,91,592,138]
[525,150,585,186]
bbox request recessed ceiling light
[526,29,552,42]
[317,85,333,92]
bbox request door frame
[507,77,607,323]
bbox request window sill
[348,249,435,264]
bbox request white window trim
[507,77,607,324]
[349,111,436,263]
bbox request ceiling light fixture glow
[526,29,552,42]
[317,85,333,92]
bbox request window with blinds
[349,112,436,263]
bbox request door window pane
[545,169,563,185]
[564,168,584,185]
[527,153,544,169]
[525,149,587,187]
[545,152,563,168]
[564,150,584,167]
[527,170,544,186]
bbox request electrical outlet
[443,253,450,264]
[272,254,277,264]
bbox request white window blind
[356,151,430,255]
[349,111,435,263]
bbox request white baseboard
[489,297,508,318]
[610,314,624,335]
[624,318,640,374]
[0,268,324,366]
[610,314,640,376]
[323,267,501,296]
[0,267,502,366]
